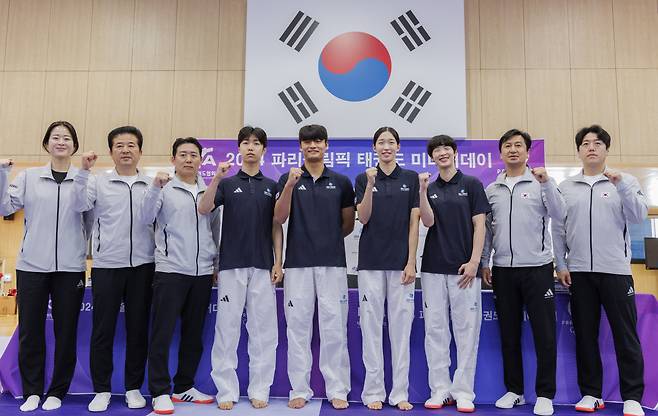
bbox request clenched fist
[365,167,377,186]
[603,169,622,186]
[418,172,432,190]
[0,159,13,168]
[153,172,171,188]
[215,161,232,179]
[81,151,98,170]
[531,167,549,183]
[286,167,303,187]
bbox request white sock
[19,395,40,412]
[41,396,62,411]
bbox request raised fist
[153,172,171,188]
[81,151,98,170]
[286,167,303,187]
[531,167,549,183]
[0,159,13,169]
[365,167,377,186]
[418,172,432,190]
[603,169,622,186]
[215,161,232,179]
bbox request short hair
[238,126,267,147]
[427,135,457,157]
[299,124,328,143]
[575,124,611,150]
[498,129,532,152]
[172,137,202,157]
[372,126,400,145]
[108,126,143,150]
[42,121,79,155]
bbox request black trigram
[278,82,318,123]
[279,11,319,52]
[390,10,431,51]
[391,81,432,123]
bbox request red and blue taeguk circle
[318,32,392,102]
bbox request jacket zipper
[589,185,594,271]
[97,218,101,252]
[193,193,200,276]
[623,224,628,257]
[55,184,61,270]
[508,186,514,266]
[21,218,27,253]
[163,225,168,256]
[541,217,546,252]
[128,185,134,267]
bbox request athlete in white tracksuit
[354,127,420,411]
[198,127,283,410]
[273,125,355,410]
[419,135,490,412]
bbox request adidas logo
[458,189,468,197]
[429,193,438,199]
[233,187,243,193]
[220,295,230,302]
[372,186,378,192]
[400,184,410,191]
[544,288,554,299]
[77,280,84,289]
[298,184,307,191]
[627,286,634,296]
[287,300,294,307]
[362,294,368,302]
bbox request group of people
[0,121,647,416]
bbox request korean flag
[244,0,467,138]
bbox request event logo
[318,32,392,102]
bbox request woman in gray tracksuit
[0,121,91,412]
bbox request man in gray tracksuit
[480,129,565,416]
[72,126,155,412]
[139,137,221,415]
[552,125,646,416]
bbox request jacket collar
[171,174,208,193]
[493,166,534,186]
[107,169,150,184]
[38,163,79,181]
[570,167,610,184]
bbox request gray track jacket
[552,171,648,275]
[0,164,91,272]
[481,168,565,268]
[139,175,220,276]
[73,168,155,268]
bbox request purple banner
[1,290,656,408]
[197,139,545,186]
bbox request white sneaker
[534,397,554,416]
[575,395,605,412]
[152,395,174,415]
[495,392,526,409]
[88,392,111,412]
[125,389,146,409]
[623,400,644,416]
[41,396,62,411]
[172,387,214,404]
[457,399,475,413]
[19,395,40,412]
[424,393,455,409]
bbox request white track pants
[211,268,278,403]
[358,270,415,406]
[421,273,482,401]
[284,267,350,401]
